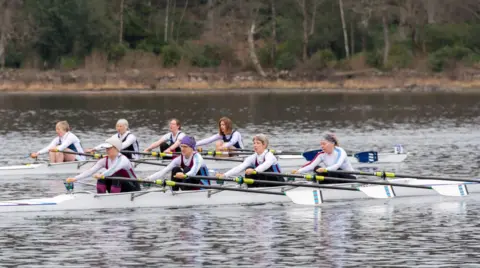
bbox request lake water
[0,90,479,267]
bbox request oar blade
[354,151,378,163]
[302,149,323,161]
[358,185,395,198]
[285,189,323,205]
[431,184,469,197]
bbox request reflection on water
[0,91,480,266]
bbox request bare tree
[295,0,319,61]
[382,8,390,66]
[270,0,277,64]
[206,0,215,39]
[339,0,349,59]
[176,0,189,42]
[119,0,124,44]
[248,7,266,77]
[170,0,176,39]
[423,0,436,24]
[0,0,13,68]
[164,0,170,42]
[351,0,374,52]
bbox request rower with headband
[291,132,356,182]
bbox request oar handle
[59,150,106,159]
[179,175,360,191]
[121,150,178,158]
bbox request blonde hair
[116,119,129,129]
[56,121,70,132]
[252,134,269,147]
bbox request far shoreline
[1,68,480,94]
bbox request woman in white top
[30,121,85,163]
[66,137,140,193]
[86,119,140,159]
[217,134,283,188]
[144,118,185,155]
[196,117,244,152]
[146,136,210,191]
[292,133,356,182]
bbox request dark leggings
[97,178,140,193]
[159,142,181,160]
[170,166,209,191]
[245,167,285,188]
[314,166,356,184]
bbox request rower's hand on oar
[216,173,225,179]
[93,173,103,179]
[291,170,298,174]
[49,147,59,152]
[85,148,95,153]
[30,152,39,158]
[245,168,255,175]
[164,148,172,153]
[144,148,151,153]
[197,147,203,152]
[174,172,186,179]
[66,177,77,183]
[315,168,327,173]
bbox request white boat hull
[0,153,408,177]
[0,178,473,213]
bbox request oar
[254,171,468,197]
[122,150,174,158]
[131,159,169,167]
[302,149,379,163]
[180,175,362,192]
[100,176,385,205]
[323,170,480,184]
[122,150,244,162]
[59,150,106,159]
[102,176,317,204]
[228,149,308,155]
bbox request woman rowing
[196,117,244,152]
[292,133,356,182]
[216,134,283,187]
[144,118,184,155]
[30,121,85,163]
[146,136,210,191]
[66,137,141,193]
[85,119,140,159]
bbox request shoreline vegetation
[1,68,480,93]
[3,1,480,93]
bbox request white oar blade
[431,184,469,197]
[359,185,395,199]
[286,189,323,205]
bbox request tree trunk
[302,0,308,61]
[164,0,170,42]
[176,0,188,42]
[309,0,317,36]
[339,0,349,59]
[424,0,435,24]
[170,0,176,39]
[382,11,390,67]
[350,20,355,55]
[270,0,277,65]
[248,20,266,77]
[0,0,11,68]
[119,0,124,44]
[207,0,214,39]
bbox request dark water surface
[0,91,480,267]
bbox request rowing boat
[0,178,471,213]
[0,152,407,177]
